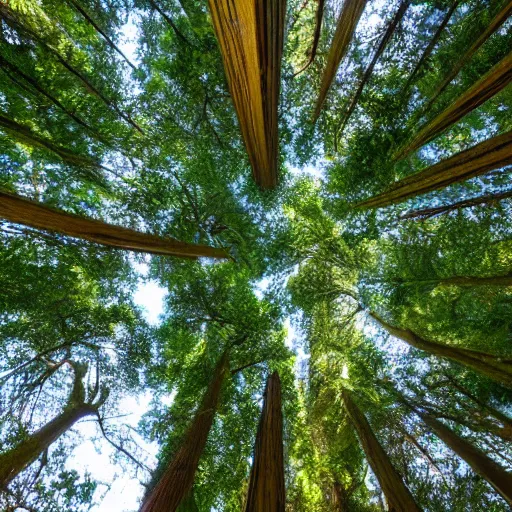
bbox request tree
[243,371,286,512]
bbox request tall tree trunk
[402,1,460,91]
[207,0,286,189]
[243,371,285,512]
[65,0,136,69]
[0,192,229,260]
[335,0,410,140]
[0,362,98,488]
[0,404,96,488]
[400,189,512,220]
[395,51,512,160]
[369,312,512,388]
[418,410,512,506]
[312,0,368,121]
[425,1,512,111]
[0,114,105,171]
[358,130,512,208]
[341,389,422,512]
[140,352,230,512]
[332,480,350,512]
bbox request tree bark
[0,362,98,488]
[207,0,286,189]
[332,480,350,512]
[395,51,512,160]
[243,371,286,512]
[140,352,230,512]
[0,114,104,171]
[336,0,410,139]
[400,189,512,220]
[0,192,229,260]
[418,410,512,506]
[341,389,422,512]
[425,1,512,111]
[402,1,460,91]
[0,404,96,488]
[358,130,512,208]
[313,0,368,121]
[369,312,512,388]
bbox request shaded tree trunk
[0,114,104,171]
[341,389,422,512]
[0,362,101,488]
[358,130,512,208]
[418,410,512,506]
[243,371,285,512]
[313,0,368,121]
[0,55,97,135]
[332,479,350,512]
[0,192,229,260]
[0,404,96,488]
[400,189,512,220]
[402,1,460,91]
[207,0,286,189]
[395,51,512,160]
[140,352,230,512]
[336,0,410,140]
[425,1,512,111]
[369,312,512,388]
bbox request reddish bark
[341,389,422,511]
[140,352,229,512]
[243,371,285,512]
[0,192,229,260]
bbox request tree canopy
[1,0,511,510]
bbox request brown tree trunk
[358,130,512,208]
[418,410,512,506]
[336,0,410,139]
[0,362,98,488]
[341,389,422,512]
[332,480,350,512]
[313,0,368,121]
[243,371,285,512]
[0,403,96,488]
[140,352,230,512]
[402,1,460,91]
[0,114,104,171]
[400,189,512,220]
[207,0,286,190]
[425,1,512,110]
[0,192,229,260]
[395,51,512,160]
[369,312,512,388]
